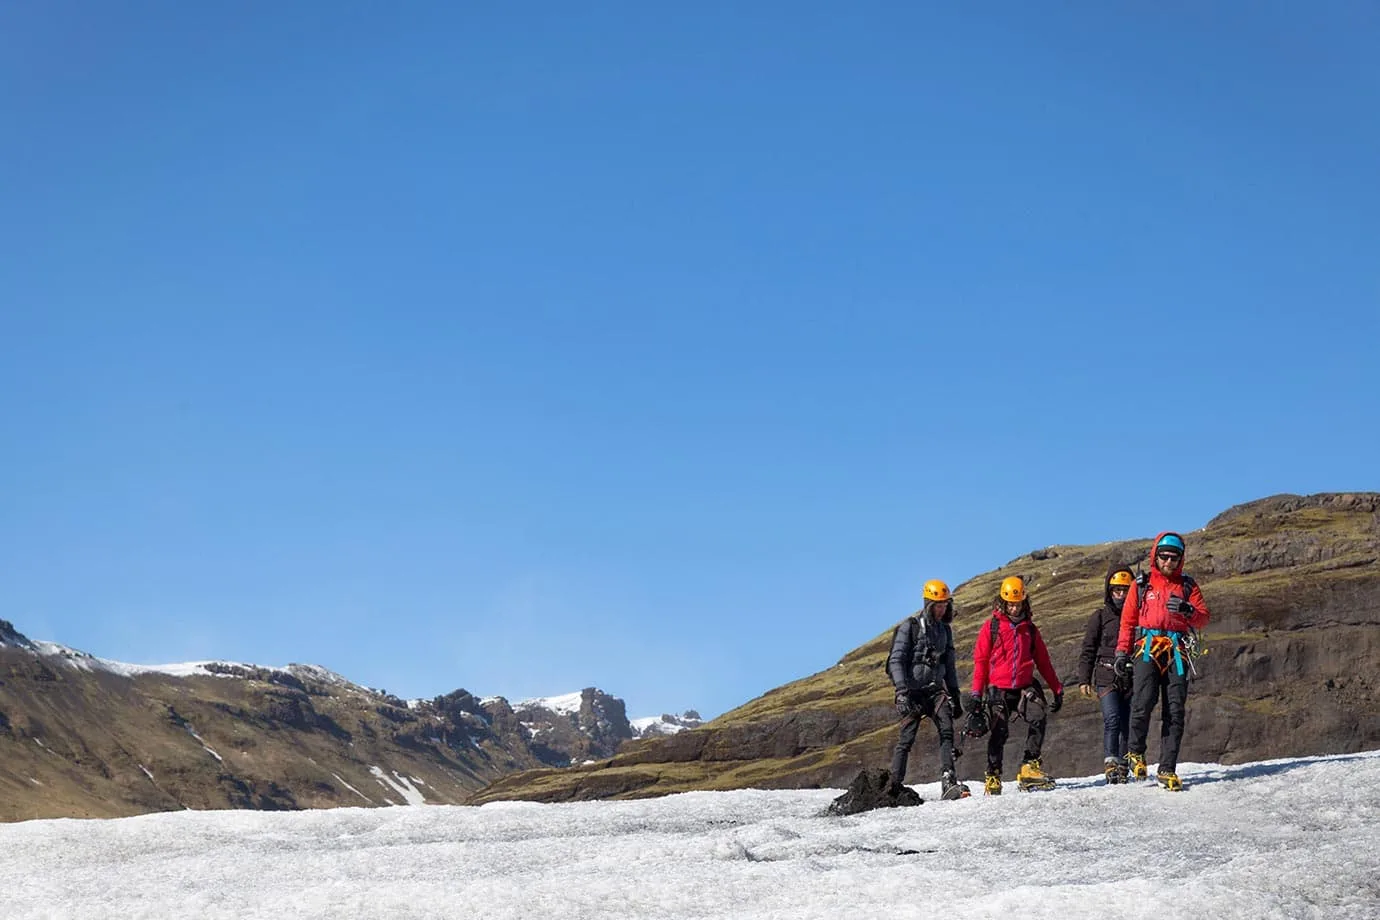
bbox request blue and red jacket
[1116,531,1211,654]
[972,608,1063,695]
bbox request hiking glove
[1167,595,1196,615]
[1050,690,1063,713]
[895,690,916,717]
[1114,653,1130,677]
[950,696,962,719]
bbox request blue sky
[2,3,1377,720]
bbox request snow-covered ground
[2,752,1376,919]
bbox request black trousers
[1128,656,1190,773]
[986,685,1046,773]
[889,686,955,785]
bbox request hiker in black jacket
[1077,565,1136,783]
[887,579,969,800]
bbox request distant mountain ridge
[470,492,1380,804]
[0,622,692,821]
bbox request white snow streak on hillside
[1,753,1377,919]
[369,766,426,806]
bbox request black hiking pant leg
[1127,658,1163,756]
[1022,713,1047,763]
[1158,669,1191,773]
[921,688,956,776]
[889,698,923,786]
[985,689,1018,774]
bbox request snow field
[0,752,1376,919]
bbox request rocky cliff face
[509,689,635,765]
[469,492,1380,804]
[0,631,640,821]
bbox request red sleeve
[971,619,991,695]
[1116,583,1140,654]
[1032,629,1062,696]
[1189,582,1210,629]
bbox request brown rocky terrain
[0,624,635,822]
[469,492,1380,804]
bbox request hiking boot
[1126,752,1148,780]
[1156,771,1184,792]
[983,771,1003,796]
[1103,759,1124,785]
[941,770,971,800]
[1017,759,1056,791]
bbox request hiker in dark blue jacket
[886,580,969,800]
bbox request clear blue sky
[3,3,1377,720]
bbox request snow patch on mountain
[513,691,587,715]
[630,711,704,738]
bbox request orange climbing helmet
[999,576,1026,603]
[923,579,951,602]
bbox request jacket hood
[1148,531,1186,575]
[1104,562,1135,608]
[923,599,955,623]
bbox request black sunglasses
[1156,552,1182,561]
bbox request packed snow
[2,752,1377,919]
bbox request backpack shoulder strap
[988,615,1000,647]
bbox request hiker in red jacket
[1115,532,1211,791]
[967,576,1064,794]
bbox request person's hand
[1167,595,1196,615]
[895,689,916,718]
[1114,653,1131,678]
[1079,683,1094,700]
[1050,689,1064,714]
[949,696,963,719]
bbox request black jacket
[1077,565,1132,690]
[887,600,961,702]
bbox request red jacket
[1116,532,1211,654]
[972,608,1063,695]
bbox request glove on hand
[1114,653,1131,678]
[949,696,963,719]
[895,689,916,718]
[1167,594,1196,615]
[1079,684,1094,700]
[1050,690,1064,714]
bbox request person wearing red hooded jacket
[1115,532,1211,791]
[966,576,1064,795]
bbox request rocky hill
[469,492,1380,804]
[0,624,641,821]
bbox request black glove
[1114,653,1131,678]
[1049,689,1063,714]
[895,689,916,718]
[1167,595,1196,615]
[949,695,963,719]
